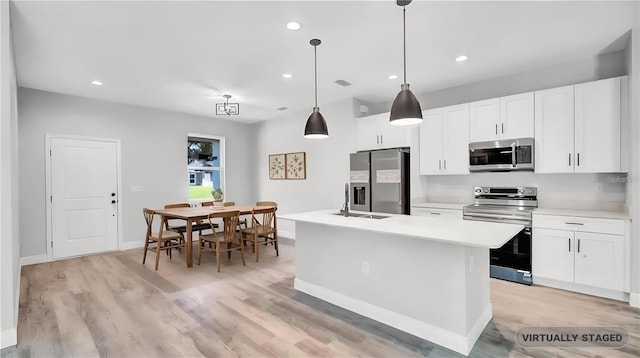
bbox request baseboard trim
[629,292,640,308]
[19,254,48,267]
[294,278,478,356]
[466,305,492,352]
[119,240,145,250]
[1,327,17,350]
[534,277,629,302]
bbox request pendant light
[304,38,329,138]
[389,0,423,126]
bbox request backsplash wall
[422,172,628,211]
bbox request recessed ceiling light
[286,22,301,30]
[282,73,293,79]
[388,74,398,80]
[91,80,103,86]
[455,55,468,62]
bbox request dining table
[155,205,271,268]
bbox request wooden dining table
[155,205,269,268]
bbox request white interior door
[50,137,118,259]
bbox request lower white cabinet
[411,207,462,220]
[532,213,627,295]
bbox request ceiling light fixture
[389,0,422,126]
[216,94,239,116]
[388,74,398,80]
[286,22,301,30]
[304,38,329,139]
[282,73,293,79]
[455,55,468,62]
[91,80,103,86]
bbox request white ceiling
[10,1,639,123]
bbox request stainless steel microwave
[469,138,534,172]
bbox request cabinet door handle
[577,153,580,166]
[376,135,379,144]
[495,124,498,135]
[577,239,581,253]
[444,160,447,170]
[568,238,571,252]
[430,212,441,215]
[569,153,571,166]
[565,222,584,225]
[439,160,441,170]
[501,123,504,134]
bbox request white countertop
[281,209,523,249]
[411,202,466,210]
[534,208,631,220]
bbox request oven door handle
[511,141,517,168]
[464,215,531,226]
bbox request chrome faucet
[340,182,350,216]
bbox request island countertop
[280,209,523,249]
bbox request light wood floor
[4,241,640,358]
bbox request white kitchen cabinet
[574,77,621,173]
[535,76,625,174]
[532,213,628,296]
[469,92,534,142]
[532,228,574,283]
[411,206,462,220]
[356,112,412,151]
[574,232,624,291]
[420,104,470,175]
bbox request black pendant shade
[390,84,423,125]
[390,0,423,126]
[304,107,329,138]
[304,38,329,138]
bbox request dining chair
[222,201,249,229]
[241,206,278,262]
[142,208,186,270]
[198,210,246,272]
[164,203,216,237]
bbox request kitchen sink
[332,212,389,219]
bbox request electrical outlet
[594,183,603,193]
[361,261,370,275]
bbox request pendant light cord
[403,5,407,84]
[314,44,318,108]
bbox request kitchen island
[280,209,523,356]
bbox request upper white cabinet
[535,76,625,173]
[419,104,470,175]
[356,112,412,151]
[469,92,534,142]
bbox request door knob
[111,200,116,204]
[111,193,116,197]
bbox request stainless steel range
[463,186,537,285]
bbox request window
[187,134,224,201]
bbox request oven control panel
[473,186,537,197]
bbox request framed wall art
[268,154,286,179]
[286,152,306,179]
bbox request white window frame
[187,133,225,204]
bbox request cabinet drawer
[411,207,462,219]
[532,214,624,235]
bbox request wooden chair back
[143,208,155,236]
[208,210,240,243]
[222,201,236,207]
[164,203,191,228]
[256,201,277,209]
[251,206,276,235]
[201,201,214,207]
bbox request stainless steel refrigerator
[349,148,410,214]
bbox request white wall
[17,88,255,257]
[0,0,20,349]
[252,99,357,237]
